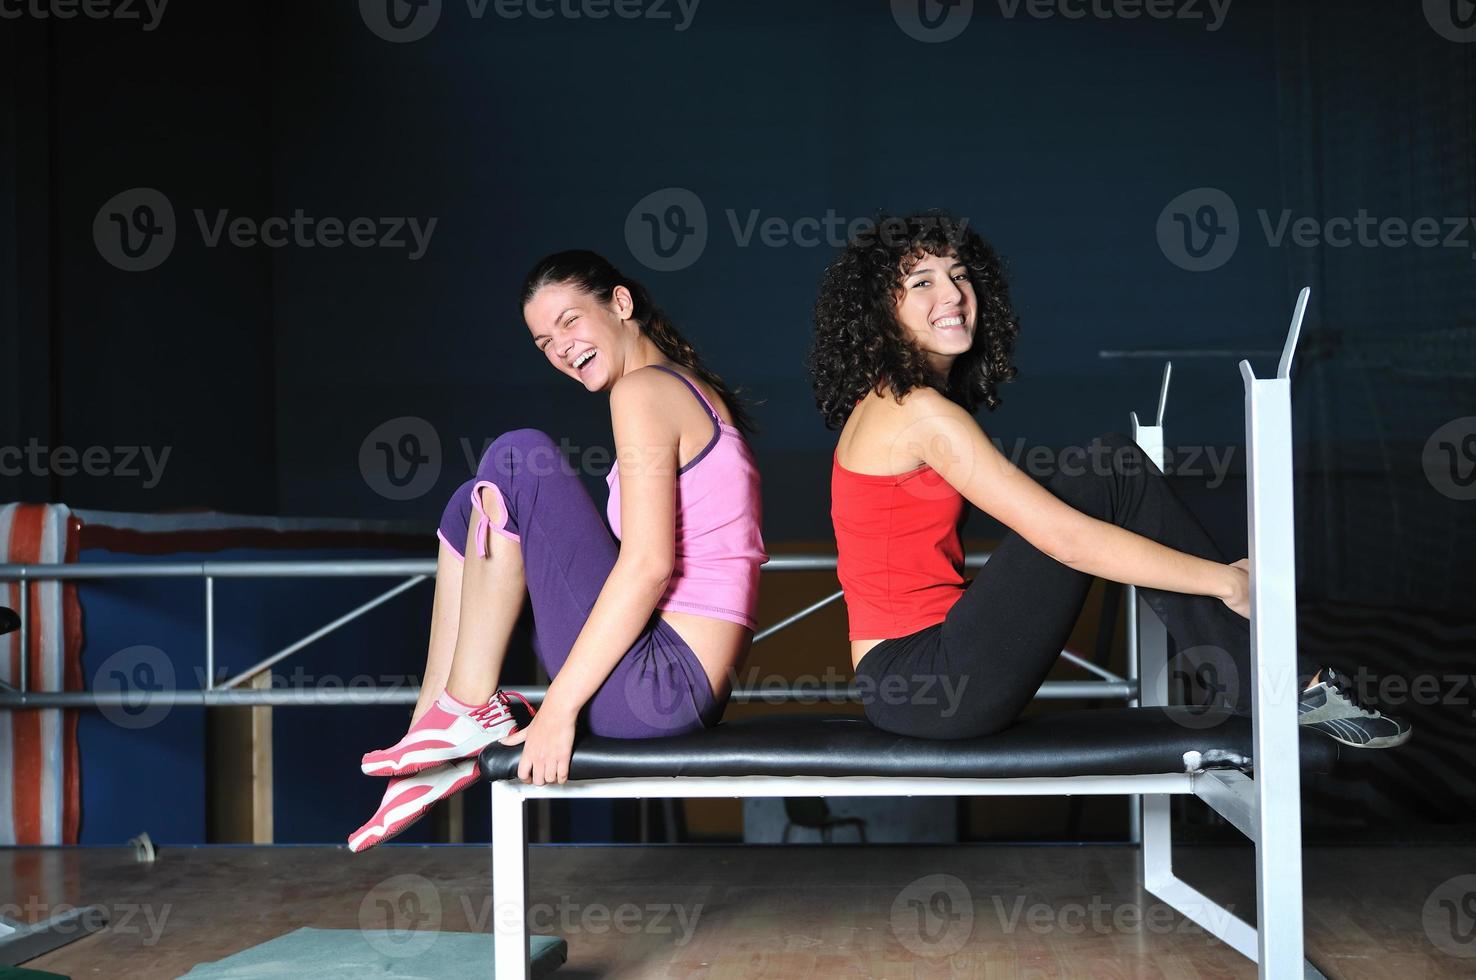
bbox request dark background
[1,0,1472,841]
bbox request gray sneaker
[1297,666,1412,749]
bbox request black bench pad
[478,707,1339,782]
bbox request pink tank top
[606,365,767,630]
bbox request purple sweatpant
[437,428,722,739]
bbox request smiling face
[524,282,636,391]
[893,250,976,379]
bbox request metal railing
[0,553,1133,709]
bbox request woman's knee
[437,477,479,558]
[1045,432,1137,501]
[477,428,568,483]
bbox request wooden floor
[3,843,1470,978]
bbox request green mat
[0,967,70,980]
[178,927,566,979]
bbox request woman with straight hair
[349,250,767,850]
[808,211,1409,748]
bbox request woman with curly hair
[808,211,1409,747]
[349,250,767,850]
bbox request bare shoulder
[609,364,677,408]
[895,384,963,419]
[890,385,971,438]
[842,384,965,473]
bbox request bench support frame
[489,289,1318,980]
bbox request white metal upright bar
[1241,286,1310,978]
[1129,360,1172,847]
[491,779,531,980]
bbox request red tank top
[831,446,969,641]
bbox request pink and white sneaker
[347,759,479,853]
[360,689,534,777]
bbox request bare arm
[539,368,679,717]
[904,390,1238,604]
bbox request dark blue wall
[6,0,1295,542]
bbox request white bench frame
[488,289,1318,979]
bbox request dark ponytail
[520,250,759,437]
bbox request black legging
[852,431,1306,740]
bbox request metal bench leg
[491,779,530,980]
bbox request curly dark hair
[806,211,1020,430]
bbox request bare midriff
[658,610,750,704]
[850,638,885,670]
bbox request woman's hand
[1220,558,1251,619]
[499,702,578,785]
